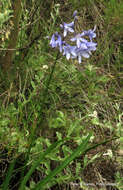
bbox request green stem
[20,52,59,182]
[41,52,59,110]
[1,158,16,190]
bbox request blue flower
[62,39,97,63]
[50,32,63,52]
[75,48,90,64]
[50,10,97,64]
[74,40,97,63]
[81,25,96,41]
[73,10,77,17]
[86,41,97,52]
[63,44,76,60]
[70,33,87,48]
[60,21,74,37]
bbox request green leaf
[33,133,92,190]
[19,139,65,190]
[1,159,16,190]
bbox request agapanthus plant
[50,11,97,63]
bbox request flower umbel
[50,11,97,63]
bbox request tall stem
[20,52,59,181]
[41,52,59,110]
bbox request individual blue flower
[86,41,97,52]
[75,47,90,64]
[74,40,97,63]
[60,21,74,37]
[70,33,88,48]
[81,25,96,41]
[73,10,77,18]
[50,32,63,52]
[63,44,76,60]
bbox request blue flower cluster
[50,11,97,63]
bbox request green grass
[0,0,123,189]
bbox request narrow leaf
[1,158,16,190]
[33,133,92,190]
[19,139,65,190]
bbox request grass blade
[33,133,92,190]
[85,136,119,153]
[19,139,65,190]
[1,158,16,190]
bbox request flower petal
[80,43,88,49]
[81,51,90,58]
[68,27,74,33]
[77,39,81,48]
[78,56,82,63]
[63,29,67,37]
[67,21,74,27]
[66,52,70,60]
[70,37,76,42]
[73,10,77,17]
